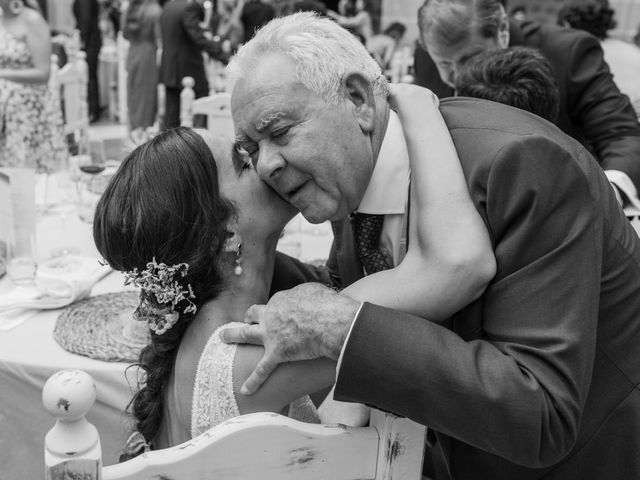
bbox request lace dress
[0,27,67,171]
[191,322,319,437]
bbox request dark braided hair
[558,0,617,40]
[93,127,235,445]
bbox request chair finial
[43,369,96,421]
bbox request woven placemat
[54,291,147,363]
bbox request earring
[8,0,24,14]
[233,242,243,276]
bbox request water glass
[7,236,37,286]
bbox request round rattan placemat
[54,291,147,363]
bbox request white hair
[226,12,388,105]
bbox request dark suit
[159,0,225,129]
[73,0,102,120]
[241,0,275,42]
[331,98,640,479]
[414,21,640,190]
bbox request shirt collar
[356,110,410,214]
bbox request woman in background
[0,0,67,170]
[123,0,162,145]
[328,0,372,45]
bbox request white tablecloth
[0,272,134,480]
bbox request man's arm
[336,137,602,468]
[181,2,225,61]
[566,31,640,191]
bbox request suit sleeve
[181,3,225,61]
[269,251,332,297]
[72,0,91,47]
[566,32,640,188]
[412,43,455,99]
[335,136,602,468]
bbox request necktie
[350,212,393,275]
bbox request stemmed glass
[75,144,107,224]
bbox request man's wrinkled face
[424,29,501,88]
[231,53,375,223]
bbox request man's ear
[342,71,377,133]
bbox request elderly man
[415,0,640,210]
[222,12,640,480]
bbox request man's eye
[272,128,290,142]
[233,144,256,173]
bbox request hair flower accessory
[124,258,197,335]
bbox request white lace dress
[190,322,319,438]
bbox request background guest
[211,0,245,54]
[289,0,327,16]
[328,0,372,45]
[559,0,640,118]
[159,0,227,130]
[240,0,274,42]
[73,0,102,123]
[123,0,162,144]
[0,0,67,171]
[455,46,560,123]
[416,0,640,210]
[367,21,405,70]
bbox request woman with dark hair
[0,0,67,170]
[95,127,332,453]
[94,84,495,455]
[123,0,162,144]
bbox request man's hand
[219,283,360,395]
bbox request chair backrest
[43,369,426,480]
[51,47,90,155]
[180,76,235,139]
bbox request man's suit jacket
[159,0,223,93]
[332,98,640,479]
[414,20,640,190]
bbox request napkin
[0,255,112,330]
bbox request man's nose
[256,145,286,181]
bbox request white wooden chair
[43,369,426,480]
[52,48,91,156]
[180,76,235,139]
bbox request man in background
[73,0,102,123]
[416,0,640,212]
[241,0,275,42]
[159,0,227,129]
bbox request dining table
[0,171,333,480]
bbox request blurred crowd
[2,0,640,169]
